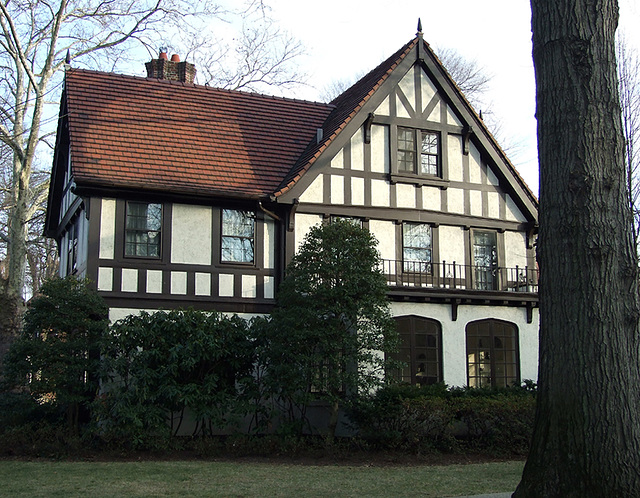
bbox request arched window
[391,316,442,385]
[466,319,520,388]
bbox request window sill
[390,173,449,189]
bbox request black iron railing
[381,260,538,293]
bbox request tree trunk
[514,1,640,496]
[7,159,29,300]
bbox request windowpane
[466,320,519,388]
[221,209,255,263]
[398,128,416,173]
[420,132,439,175]
[125,202,161,258]
[397,128,440,177]
[473,231,498,290]
[403,223,431,273]
[390,317,442,385]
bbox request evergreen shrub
[348,382,536,455]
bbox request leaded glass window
[390,316,443,385]
[403,223,432,273]
[221,209,255,263]
[467,319,519,388]
[125,202,161,258]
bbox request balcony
[381,260,538,294]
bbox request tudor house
[45,27,539,389]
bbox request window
[403,223,432,273]
[330,216,363,227]
[466,319,519,388]
[390,316,442,385]
[397,127,440,176]
[221,209,255,263]
[66,218,79,275]
[125,202,161,257]
[473,231,498,290]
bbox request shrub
[265,220,399,436]
[348,382,536,455]
[2,277,109,432]
[97,309,255,449]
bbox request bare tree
[514,0,640,495]
[190,18,306,93]
[617,32,640,245]
[436,47,492,110]
[0,0,306,302]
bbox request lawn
[0,459,523,497]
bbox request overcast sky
[265,0,640,195]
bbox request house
[45,25,539,389]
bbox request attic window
[398,127,440,176]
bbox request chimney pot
[145,53,196,84]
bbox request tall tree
[514,1,640,496]
[0,0,305,301]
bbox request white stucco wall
[263,218,276,270]
[422,186,441,211]
[99,198,116,260]
[351,127,365,171]
[448,134,463,182]
[391,302,539,387]
[371,179,390,207]
[294,213,322,252]
[331,175,344,204]
[396,183,416,209]
[299,175,323,203]
[371,124,389,173]
[468,144,483,185]
[438,226,466,266]
[369,220,396,262]
[504,231,529,270]
[447,188,465,214]
[171,204,212,265]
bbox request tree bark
[514,1,640,496]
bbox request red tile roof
[65,68,334,198]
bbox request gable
[280,47,537,227]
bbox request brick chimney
[145,50,196,84]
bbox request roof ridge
[65,67,335,107]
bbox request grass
[0,459,523,497]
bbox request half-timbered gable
[274,29,539,387]
[46,27,539,388]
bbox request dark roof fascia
[44,85,70,237]
[275,43,418,204]
[71,182,272,208]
